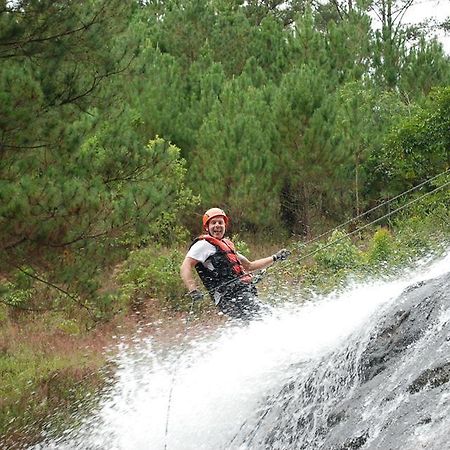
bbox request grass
[0,310,117,448]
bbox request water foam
[35,251,450,449]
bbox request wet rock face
[233,273,450,450]
[341,275,450,450]
[408,362,450,394]
[359,280,443,384]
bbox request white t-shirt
[187,239,244,272]
[186,240,217,271]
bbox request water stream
[34,251,450,450]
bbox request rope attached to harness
[163,297,195,450]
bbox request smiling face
[207,216,226,239]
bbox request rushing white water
[35,251,450,450]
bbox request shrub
[230,234,250,256]
[0,350,104,448]
[314,230,362,272]
[114,246,188,311]
[366,228,394,265]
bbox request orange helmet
[202,207,228,230]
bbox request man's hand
[272,249,291,262]
[187,289,204,302]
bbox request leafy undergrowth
[279,214,448,297]
[0,309,135,449]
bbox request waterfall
[34,251,450,450]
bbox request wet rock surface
[408,361,450,394]
[234,273,450,449]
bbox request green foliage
[191,74,280,231]
[230,234,251,256]
[1,0,200,316]
[56,319,81,336]
[1,133,195,314]
[0,268,38,309]
[0,346,104,446]
[366,228,394,265]
[115,246,188,311]
[368,0,450,92]
[399,37,450,97]
[314,230,362,272]
[0,0,134,149]
[274,62,339,234]
[367,86,450,199]
[293,196,449,294]
[0,281,34,309]
[394,190,450,257]
[0,307,107,445]
[330,83,405,216]
[1,0,450,315]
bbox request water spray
[163,168,450,449]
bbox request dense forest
[1,0,449,444]
[0,0,450,302]
[1,0,449,314]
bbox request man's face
[207,216,226,239]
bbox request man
[180,207,290,320]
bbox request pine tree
[0,1,195,311]
[398,37,450,98]
[190,73,280,232]
[273,62,332,235]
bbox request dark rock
[231,270,450,450]
[359,292,439,383]
[336,431,369,450]
[408,362,450,394]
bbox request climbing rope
[294,175,450,263]
[226,171,450,447]
[163,297,195,450]
[295,168,450,254]
[227,169,450,286]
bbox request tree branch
[330,0,345,20]
[0,297,62,313]
[6,262,96,319]
[3,238,27,251]
[0,6,103,48]
[1,143,48,150]
[59,57,134,106]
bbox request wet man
[180,207,289,320]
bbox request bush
[366,227,394,265]
[230,234,251,256]
[0,327,105,447]
[114,246,188,311]
[314,230,362,272]
[292,198,449,296]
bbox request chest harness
[191,235,252,299]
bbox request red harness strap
[198,235,252,283]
